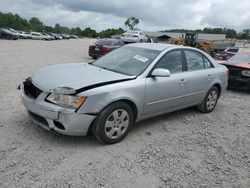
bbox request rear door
[181,49,215,105]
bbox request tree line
[0,12,125,38]
[0,12,249,39]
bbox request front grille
[28,111,49,127]
[23,79,42,99]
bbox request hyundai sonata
[20,43,228,144]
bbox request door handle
[179,79,186,85]
[207,74,212,80]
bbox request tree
[29,17,44,32]
[99,28,125,38]
[124,17,139,30]
[82,27,98,38]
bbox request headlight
[242,70,250,77]
[46,93,86,109]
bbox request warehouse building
[144,31,226,42]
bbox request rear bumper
[88,52,105,58]
[20,84,96,136]
[228,77,250,90]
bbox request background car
[222,47,239,60]
[17,30,31,39]
[88,38,124,59]
[30,32,46,40]
[42,33,54,40]
[49,33,60,40]
[121,30,149,43]
[20,44,228,144]
[0,28,19,39]
[221,49,250,90]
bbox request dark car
[222,47,239,60]
[88,39,124,59]
[221,49,250,90]
[0,28,19,40]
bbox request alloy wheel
[104,109,129,139]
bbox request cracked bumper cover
[20,84,96,136]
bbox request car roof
[126,43,181,51]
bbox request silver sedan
[20,43,228,144]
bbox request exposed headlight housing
[241,70,250,77]
[46,93,86,109]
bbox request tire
[139,39,143,43]
[92,102,134,144]
[197,86,219,113]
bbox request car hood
[222,62,250,70]
[31,63,135,94]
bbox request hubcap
[206,90,218,110]
[104,109,129,139]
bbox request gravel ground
[0,39,249,188]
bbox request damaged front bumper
[20,83,96,136]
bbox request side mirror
[151,68,171,77]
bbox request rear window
[125,31,139,35]
[95,40,113,46]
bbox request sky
[0,0,249,31]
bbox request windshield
[228,53,250,63]
[92,46,160,76]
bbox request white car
[121,31,149,43]
[18,31,31,39]
[30,32,47,40]
[42,33,54,40]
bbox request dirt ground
[0,39,249,188]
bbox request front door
[144,50,188,116]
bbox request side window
[204,57,213,69]
[155,50,183,74]
[114,41,119,46]
[185,50,204,71]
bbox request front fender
[77,78,145,120]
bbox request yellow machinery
[171,33,212,55]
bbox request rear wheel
[92,102,133,144]
[198,86,219,113]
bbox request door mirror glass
[151,68,171,77]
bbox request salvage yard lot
[0,39,249,187]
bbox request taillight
[102,47,110,53]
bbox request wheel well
[119,99,138,122]
[86,99,138,136]
[213,83,221,98]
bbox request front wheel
[92,102,133,144]
[197,86,219,113]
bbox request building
[144,31,226,42]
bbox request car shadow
[132,106,199,132]
[227,88,250,95]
